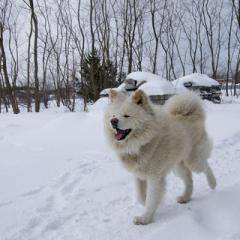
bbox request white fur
[104,90,216,225]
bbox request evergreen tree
[81,49,117,102]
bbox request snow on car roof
[172,73,220,88]
[100,88,111,95]
[100,83,126,95]
[126,71,163,83]
[116,83,127,91]
[139,80,175,95]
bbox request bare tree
[201,0,223,79]
[26,9,33,112]
[122,0,140,73]
[0,0,19,113]
[26,0,40,112]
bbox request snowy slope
[0,100,240,240]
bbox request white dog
[104,89,216,225]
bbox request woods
[0,0,239,113]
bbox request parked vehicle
[100,72,175,105]
[173,73,222,103]
[100,72,222,105]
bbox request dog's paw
[133,215,153,225]
[177,196,191,204]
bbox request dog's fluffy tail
[164,92,205,121]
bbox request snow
[173,73,220,90]
[99,83,127,97]
[139,80,175,95]
[1,98,240,240]
[90,97,109,111]
[117,83,127,91]
[126,71,164,84]
[100,88,111,96]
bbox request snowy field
[0,97,240,240]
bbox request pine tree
[81,49,117,102]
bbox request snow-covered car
[99,88,112,97]
[173,73,222,103]
[138,80,175,105]
[100,71,175,105]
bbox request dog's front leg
[134,177,165,225]
[135,178,146,206]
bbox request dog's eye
[123,114,130,118]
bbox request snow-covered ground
[0,98,240,240]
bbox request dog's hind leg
[134,176,166,225]
[135,178,146,206]
[174,162,193,204]
[204,163,217,190]
[191,159,217,190]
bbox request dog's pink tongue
[115,131,124,141]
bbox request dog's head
[104,89,157,153]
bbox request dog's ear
[109,89,126,103]
[132,89,148,105]
[109,89,118,102]
[132,90,153,113]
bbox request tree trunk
[29,0,40,112]
[0,26,19,114]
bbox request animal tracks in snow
[5,152,111,239]
[6,131,240,240]
[2,108,240,240]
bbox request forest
[0,0,239,113]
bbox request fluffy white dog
[104,89,216,225]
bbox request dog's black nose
[111,118,119,128]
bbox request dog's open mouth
[115,128,131,141]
